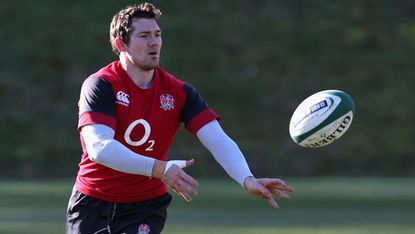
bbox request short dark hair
[109,2,162,55]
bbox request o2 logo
[124,119,155,151]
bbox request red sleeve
[186,108,220,135]
[78,112,116,131]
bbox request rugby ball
[289,90,355,148]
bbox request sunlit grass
[0,178,414,234]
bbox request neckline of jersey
[115,61,159,94]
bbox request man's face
[124,18,162,70]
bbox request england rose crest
[137,224,150,234]
[160,94,174,111]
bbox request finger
[263,178,288,187]
[272,184,294,193]
[177,181,197,201]
[256,183,282,208]
[266,196,279,209]
[270,189,291,200]
[258,187,279,208]
[180,171,199,186]
[271,179,295,192]
[281,185,295,192]
[177,179,199,196]
[171,187,193,202]
[179,191,193,202]
[165,160,187,174]
[185,159,195,168]
[263,179,295,192]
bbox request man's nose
[148,36,160,47]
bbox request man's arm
[82,124,156,176]
[196,120,294,208]
[82,124,199,201]
[196,120,253,186]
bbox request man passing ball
[66,3,294,234]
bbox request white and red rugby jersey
[76,61,219,203]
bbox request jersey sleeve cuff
[186,108,219,135]
[78,111,116,131]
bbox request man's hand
[152,159,199,202]
[243,176,294,208]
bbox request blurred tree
[1,0,414,178]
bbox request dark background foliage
[1,0,414,178]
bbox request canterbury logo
[116,91,130,106]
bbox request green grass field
[0,178,414,234]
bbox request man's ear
[114,37,127,52]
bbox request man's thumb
[164,160,190,174]
[186,159,195,167]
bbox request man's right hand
[152,159,199,202]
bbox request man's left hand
[243,176,294,208]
